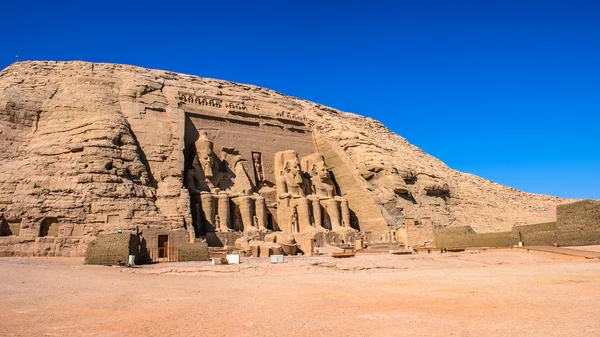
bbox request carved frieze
[225,101,247,111]
[177,93,250,112]
[275,110,308,122]
[177,93,222,108]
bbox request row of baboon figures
[177,93,248,111]
[177,93,309,123]
[184,131,356,235]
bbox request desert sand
[1,250,599,337]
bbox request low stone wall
[434,226,523,249]
[433,226,478,248]
[84,233,139,265]
[434,200,600,249]
[177,242,209,261]
[472,231,518,248]
[555,200,600,246]
[513,222,557,246]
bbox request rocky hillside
[0,61,568,237]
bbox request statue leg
[324,198,344,232]
[217,192,232,232]
[277,198,291,233]
[339,197,355,231]
[239,196,258,234]
[254,196,268,231]
[295,197,313,233]
[308,196,327,232]
[200,193,216,232]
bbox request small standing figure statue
[214,215,220,231]
[291,206,299,233]
[253,215,259,229]
[252,152,264,184]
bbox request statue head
[284,159,304,185]
[196,130,214,178]
[252,152,261,164]
[301,153,330,183]
[311,160,330,183]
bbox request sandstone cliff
[0,61,567,249]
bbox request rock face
[0,61,569,256]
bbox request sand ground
[1,250,599,337]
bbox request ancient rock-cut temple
[180,92,363,252]
[0,61,570,258]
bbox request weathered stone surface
[258,241,283,257]
[84,233,138,265]
[433,200,600,248]
[264,232,297,255]
[177,242,209,262]
[0,61,572,256]
[234,236,251,253]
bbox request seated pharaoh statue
[186,130,266,235]
[185,131,230,233]
[275,150,306,198]
[188,130,224,193]
[274,150,319,234]
[301,153,355,232]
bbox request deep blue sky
[1,1,598,199]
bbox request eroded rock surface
[0,61,569,255]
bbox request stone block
[270,254,284,263]
[177,242,209,262]
[226,254,240,264]
[84,233,138,265]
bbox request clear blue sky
[1,0,598,199]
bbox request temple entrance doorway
[158,235,169,259]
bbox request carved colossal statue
[186,130,260,234]
[274,150,313,233]
[301,153,355,232]
[192,130,223,192]
[275,150,306,198]
[185,141,356,238]
[303,153,336,198]
[185,169,203,235]
[184,131,222,233]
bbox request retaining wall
[434,200,600,249]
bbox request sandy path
[1,251,599,337]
